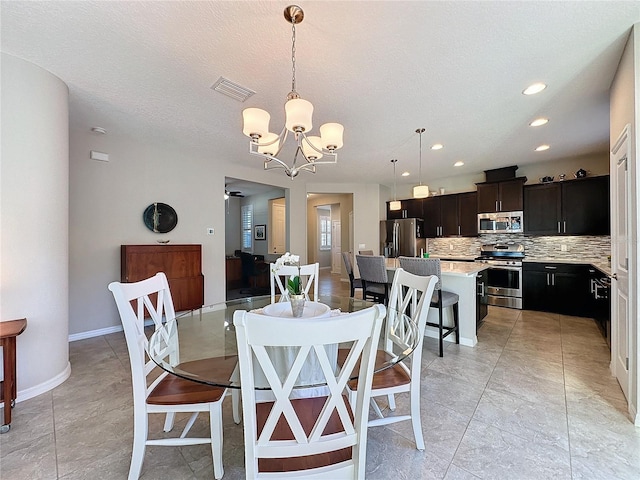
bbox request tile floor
[1,271,639,479]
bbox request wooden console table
[1,318,27,433]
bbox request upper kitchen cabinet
[458,192,479,237]
[423,192,478,238]
[386,198,422,220]
[476,178,526,213]
[524,176,610,235]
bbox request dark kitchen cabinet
[476,269,488,326]
[524,183,562,234]
[523,262,590,316]
[476,178,526,213]
[422,197,441,237]
[422,192,478,238]
[524,176,609,235]
[386,198,423,220]
[458,192,478,237]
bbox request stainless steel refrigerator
[380,218,426,258]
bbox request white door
[611,125,631,400]
[269,200,286,255]
[331,221,342,274]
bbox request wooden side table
[0,318,27,433]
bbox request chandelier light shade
[413,127,430,198]
[241,5,344,178]
[390,158,401,211]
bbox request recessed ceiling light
[535,144,550,151]
[431,144,444,150]
[530,118,549,127]
[454,161,464,167]
[523,83,547,95]
[401,171,410,176]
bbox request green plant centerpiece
[272,252,305,317]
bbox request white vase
[289,294,306,318]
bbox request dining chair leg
[232,388,241,424]
[370,397,385,419]
[410,381,425,451]
[210,402,224,480]
[180,412,199,438]
[163,412,175,432]
[387,393,396,411]
[130,413,147,480]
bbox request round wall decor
[143,202,178,233]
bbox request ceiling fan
[225,187,244,198]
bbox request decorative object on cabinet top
[142,202,178,233]
[574,168,588,178]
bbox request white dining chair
[270,262,319,303]
[233,303,385,479]
[108,272,236,480]
[342,267,437,451]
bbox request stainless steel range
[476,243,525,309]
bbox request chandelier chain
[291,21,297,93]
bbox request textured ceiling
[2,1,639,188]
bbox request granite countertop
[524,257,612,276]
[386,258,487,277]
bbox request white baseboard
[5,362,72,406]
[69,324,123,342]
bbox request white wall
[610,24,639,424]
[1,54,70,400]
[69,128,307,337]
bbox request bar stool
[355,254,389,305]
[399,257,459,356]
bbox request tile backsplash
[428,235,611,262]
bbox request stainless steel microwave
[478,211,523,234]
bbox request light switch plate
[358,243,366,249]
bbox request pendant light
[413,128,429,198]
[389,159,401,211]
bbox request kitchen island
[386,258,488,347]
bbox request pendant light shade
[257,132,280,155]
[413,127,429,199]
[413,184,430,198]
[390,158,402,210]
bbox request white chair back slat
[234,304,385,478]
[270,262,320,303]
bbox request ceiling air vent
[211,77,255,102]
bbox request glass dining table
[147,294,419,390]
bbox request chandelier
[413,128,429,198]
[242,5,344,178]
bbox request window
[241,204,253,252]
[320,215,331,250]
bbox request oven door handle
[485,265,522,272]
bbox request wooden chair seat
[338,349,411,391]
[256,396,353,473]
